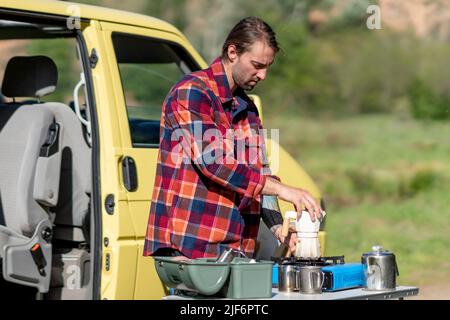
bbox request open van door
[0,8,98,300]
[87,20,206,299]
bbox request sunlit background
[82,0,450,299]
[2,0,447,299]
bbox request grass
[265,112,450,286]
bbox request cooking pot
[298,266,324,294]
[278,264,300,292]
[361,245,399,291]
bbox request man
[143,17,323,259]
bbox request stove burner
[271,255,345,266]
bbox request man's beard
[233,72,257,91]
[241,83,256,91]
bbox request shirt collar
[209,57,251,120]
[209,57,233,104]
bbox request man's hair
[221,17,280,60]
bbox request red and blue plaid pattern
[143,57,273,259]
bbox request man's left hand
[274,226,298,255]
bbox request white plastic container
[286,210,326,258]
[294,210,322,233]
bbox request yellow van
[0,0,326,300]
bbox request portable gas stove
[271,255,350,291]
[271,255,367,292]
[271,255,345,266]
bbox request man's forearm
[261,176,284,196]
[261,176,323,220]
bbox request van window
[112,33,198,148]
[0,38,82,106]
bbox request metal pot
[361,245,399,291]
[278,264,300,292]
[216,248,237,263]
[298,266,324,294]
[215,248,247,263]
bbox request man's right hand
[262,177,323,222]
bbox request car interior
[0,16,94,300]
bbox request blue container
[322,263,364,292]
[272,264,278,287]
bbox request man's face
[230,40,275,91]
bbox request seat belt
[30,243,47,276]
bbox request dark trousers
[152,247,185,257]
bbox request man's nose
[256,69,267,81]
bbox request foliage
[69,0,450,122]
[408,79,450,120]
[266,112,450,285]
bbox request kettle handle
[320,271,325,288]
[295,268,301,291]
[394,255,400,276]
[309,270,325,289]
[367,256,376,274]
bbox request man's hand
[278,185,323,222]
[262,177,324,222]
[273,225,298,255]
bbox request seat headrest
[1,55,58,98]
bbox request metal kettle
[361,245,399,291]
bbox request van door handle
[122,156,138,192]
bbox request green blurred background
[48,0,450,295]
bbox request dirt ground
[410,283,450,300]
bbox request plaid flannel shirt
[143,57,275,259]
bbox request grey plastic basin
[154,257,230,296]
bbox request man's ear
[227,44,238,63]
